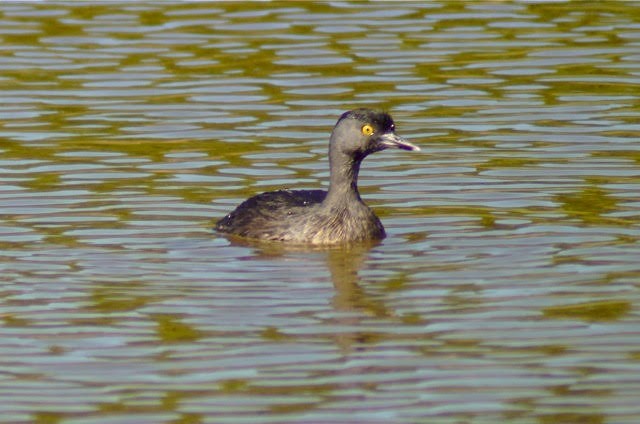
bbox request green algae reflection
[543,300,631,322]
[556,185,619,225]
[154,315,203,343]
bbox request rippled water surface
[1,2,640,423]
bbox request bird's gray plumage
[215,109,419,245]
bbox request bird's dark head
[331,109,419,160]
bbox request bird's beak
[378,132,420,151]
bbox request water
[1,2,639,423]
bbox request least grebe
[216,109,420,244]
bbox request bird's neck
[324,154,364,206]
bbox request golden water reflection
[1,1,639,423]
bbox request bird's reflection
[324,244,392,319]
[221,236,395,352]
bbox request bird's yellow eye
[361,124,374,136]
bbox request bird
[215,108,420,245]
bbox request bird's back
[215,189,327,241]
[215,188,385,243]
